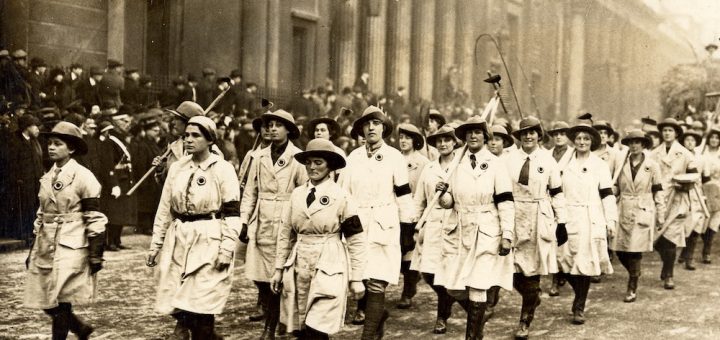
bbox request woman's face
[629,140,644,154]
[398,133,414,152]
[267,120,289,143]
[552,131,568,146]
[465,128,485,152]
[436,135,456,156]
[709,134,720,148]
[574,132,592,153]
[487,136,505,156]
[662,127,676,143]
[305,156,330,182]
[683,136,697,150]
[520,129,539,151]
[183,125,211,154]
[172,117,187,137]
[47,137,73,161]
[314,123,330,140]
[363,119,384,145]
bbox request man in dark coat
[43,68,72,109]
[130,118,162,235]
[159,76,188,108]
[100,59,124,108]
[26,57,48,109]
[6,114,44,243]
[76,67,104,112]
[197,68,216,108]
[66,63,84,101]
[121,68,141,107]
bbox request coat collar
[304,179,338,216]
[260,141,301,172]
[43,159,80,201]
[177,153,220,171]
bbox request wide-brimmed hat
[512,116,543,139]
[621,129,652,149]
[42,122,88,155]
[455,115,492,141]
[682,130,703,146]
[167,101,204,122]
[426,124,459,147]
[567,123,601,151]
[262,109,300,140]
[398,123,425,150]
[307,117,340,140]
[657,117,684,138]
[491,125,515,148]
[592,120,615,135]
[187,116,217,142]
[351,105,393,139]
[294,138,346,171]
[428,109,446,127]
[547,121,570,134]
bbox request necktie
[469,154,477,169]
[306,187,316,207]
[519,157,530,185]
[51,168,62,184]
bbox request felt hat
[351,105,393,139]
[90,66,104,76]
[428,109,446,127]
[397,123,425,150]
[682,130,703,146]
[567,123,601,151]
[12,49,27,59]
[187,116,217,142]
[491,125,515,148]
[167,101,204,122]
[455,115,492,141]
[512,116,543,139]
[18,114,41,131]
[426,124,459,147]
[261,109,300,140]
[546,121,570,134]
[42,121,88,155]
[621,129,652,149]
[592,120,615,135]
[657,117,684,139]
[294,138,346,171]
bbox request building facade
[0,0,693,126]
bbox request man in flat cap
[100,59,124,108]
[76,67,105,112]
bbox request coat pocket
[635,204,655,229]
[57,233,88,250]
[312,265,345,299]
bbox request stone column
[455,0,477,100]
[107,0,125,62]
[363,0,387,94]
[434,0,456,101]
[242,0,268,86]
[266,0,281,90]
[385,0,412,93]
[553,1,566,120]
[566,3,585,116]
[411,0,436,101]
[335,0,359,90]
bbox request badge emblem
[407,163,413,169]
[53,181,64,191]
[197,176,207,186]
[582,167,588,173]
[277,159,286,167]
[375,154,383,161]
[645,166,651,172]
[479,162,488,170]
[537,166,544,174]
[319,196,330,205]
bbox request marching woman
[240,110,308,339]
[701,128,720,264]
[25,121,107,340]
[487,125,515,158]
[339,106,416,339]
[271,138,367,339]
[146,116,241,339]
[411,124,461,334]
[678,129,706,270]
[436,116,515,339]
[559,123,617,325]
[611,129,666,303]
[506,117,567,338]
[547,121,574,297]
[396,123,430,309]
[650,118,697,289]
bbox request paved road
[2,234,720,339]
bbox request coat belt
[42,212,84,224]
[258,192,292,201]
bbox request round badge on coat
[196,176,207,186]
[479,162,488,170]
[319,196,330,205]
[375,154,383,161]
[645,166,651,172]
[582,167,588,173]
[278,159,286,167]
[53,181,64,191]
[537,166,544,174]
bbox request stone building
[1,0,693,126]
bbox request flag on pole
[480,93,500,126]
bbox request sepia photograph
[1,0,720,339]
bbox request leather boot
[361,292,389,340]
[515,281,541,339]
[569,276,588,325]
[260,294,280,340]
[663,277,675,290]
[249,301,266,322]
[171,311,190,340]
[549,274,560,297]
[465,301,487,340]
[483,286,500,323]
[624,276,638,303]
[192,314,223,340]
[302,326,329,340]
[46,308,70,340]
[703,230,715,264]
[67,313,94,340]
[684,233,698,270]
[433,318,447,334]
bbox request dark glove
[499,238,512,256]
[240,224,249,244]
[88,233,105,274]
[400,222,416,254]
[556,223,568,246]
[25,237,35,270]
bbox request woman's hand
[435,182,449,193]
[499,238,512,256]
[240,224,249,243]
[152,156,166,168]
[350,281,365,300]
[146,249,159,267]
[215,253,232,271]
[606,221,617,239]
[271,270,283,294]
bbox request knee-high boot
[465,301,487,340]
[192,314,223,340]
[361,292,389,340]
[353,289,368,325]
[567,275,590,325]
[483,286,500,323]
[250,284,266,322]
[172,311,191,340]
[515,276,541,339]
[703,229,716,263]
[301,326,329,340]
[260,291,280,340]
[683,232,699,270]
[44,306,70,340]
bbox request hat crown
[398,123,421,136]
[624,129,646,139]
[304,138,338,153]
[176,101,204,119]
[266,109,296,124]
[51,122,83,139]
[362,105,384,117]
[518,116,541,130]
[550,121,569,130]
[491,124,509,135]
[188,116,217,140]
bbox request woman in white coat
[271,138,366,339]
[25,122,107,340]
[146,116,241,339]
[560,123,617,325]
[701,128,720,264]
[411,124,462,334]
[678,129,707,270]
[436,116,515,340]
[611,130,666,303]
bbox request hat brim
[682,132,703,146]
[42,132,88,155]
[621,136,652,149]
[567,125,601,151]
[351,111,393,139]
[261,114,300,140]
[593,125,615,135]
[546,127,569,134]
[657,122,683,139]
[428,113,446,127]
[398,127,425,150]
[307,117,341,140]
[294,150,346,171]
[166,109,189,122]
[511,125,543,140]
[494,132,516,148]
[455,122,491,142]
[426,130,459,147]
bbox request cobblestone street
[2,234,720,339]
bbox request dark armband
[651,184,663,193]
[549,186,563,197]
[221,200,241,217]
[703,176,711,184]
[687,167,698,174]
[394,183,411,197]
[493,192,514,204]
[599,187,613,199]
[340,215,363,238]
[81,198,101,212]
